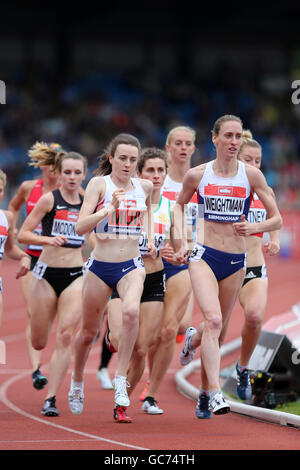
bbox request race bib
[32,260,47,280]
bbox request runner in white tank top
[174,115,282,418]
[144,126,197,409]
[68,134,156,424]
[106,148,173,415]
[0,169,30,329]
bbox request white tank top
[0,210,9,261]
[95,175,147,236]
[197,160,251,222]
[248,192,267,238]
[139,195,171,256]
[161,174,198,228]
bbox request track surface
[0,255,299,452]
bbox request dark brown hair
[137,147,168,174]
[95,133,142,176]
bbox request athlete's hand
[111,189,126,209]
[46,235,67,246]
[264,240,280,256]
[15,255,31,279]
[162,243,188,265]
[173,243,189,264]
[161,242,175,263]
[233,215,253,236]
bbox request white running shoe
[112,375,130,407]
[97,368,113,390]
[68,377,84,415]
[210,390,230,415]
[142,396,164,415]
[180,327,197,366]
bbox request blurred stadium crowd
[1,40,300,211]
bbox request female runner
[0,169,30,330]
[18,150,87,416]
[234,129,280,400]
[67,133,156,422]
[8,142,61,389]
[107,147,173,419]
[142,126,197,406]
[176,115,282,418]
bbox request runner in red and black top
[8,142,61,390]
[18,150,88,417]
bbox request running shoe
[236,362,252,400]
[195,393,211,419]
[139,380,150,402]
[105,328,117,353]
[180,327,197,366]
[41,396,60,417]
[32,368,48,390]
[113,406,132,423]
[97,367,113,390]
[68,377,84,415]
[112,375,130,407]
[210,390,230,415]
[142,396,164,415]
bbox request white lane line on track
[0,370,149,451]
[0,439,100,443]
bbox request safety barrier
[175,336,300,428]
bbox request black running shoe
[32,368,48,390]
[41,396,60,417]
[196,393,211,419]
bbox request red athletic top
[25,179,44,257]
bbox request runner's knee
[205,314,222,336]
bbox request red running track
[0,255,299,452]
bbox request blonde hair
[165,126,196,146]
[28,142,87,173]
[238,129,262,155]
[28,141,65,170]
[0,169,7,187]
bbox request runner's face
[139,158,167,190]
[41,165,59,182]
[60,158,85,191]
[166,130,195,164]
[212,121,243,160]
[238,146,262,169]
[110,144,139,179]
